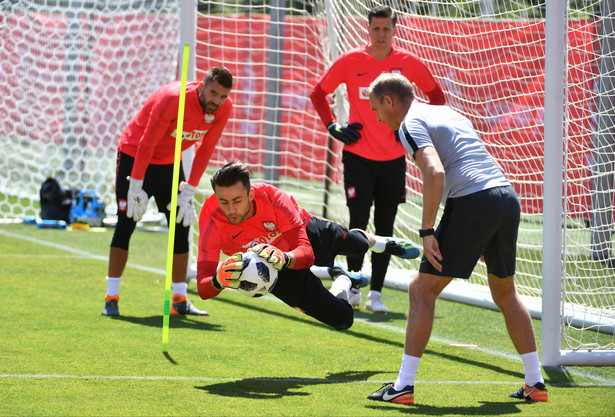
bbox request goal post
[540,0,615,366]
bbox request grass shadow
[213,296,527,380]
[197,373,525,416]
[113,314,224,331]
[366,401,523,415]
[195,371,382,400]
[353,309,407,322]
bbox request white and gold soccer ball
[237,250,279,297]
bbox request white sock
[310,266,331,279]
[371,236,388,253]
[329,276,351,301]
[520,351,544,386]
[105,276,122,296]
[368,290,382,299]
[171,282,188,297]
[394,354,421,390]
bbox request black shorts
[271,267,354,330]
[306,216,369,267]
[342,151,406,208]
[115,151,186,214]
[267,216,369,330]
[111,151,189,253]
[419,186,520,279]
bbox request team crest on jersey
[359,87,369,100]
[204,114,215,123]
[346,186,357,199]
[262,221,277,231]
[391,68,402,74]
[118,199,127,211]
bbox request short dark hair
[210,159,250,191]
[368,5,397,26]
[368,72,415,104]
[204,66,233,89]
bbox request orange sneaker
[102,294,119,317]
[171,294,209,316]
[509,382,548,402]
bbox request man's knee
[110,217,136,249]
[409,273,449,303]
[331,313,354,331]
[488,275,518,308]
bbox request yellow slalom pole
[162,43,190,353]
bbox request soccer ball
[236,251,279,298]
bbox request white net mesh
[1,0,613,357]
[561,3,615,351]
[0,1,180,218]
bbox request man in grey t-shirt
[364,73,548,405]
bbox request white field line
[1,227,614,386]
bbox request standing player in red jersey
[310,6,445,313]
[195,160,420,329]
[102,67,233,318]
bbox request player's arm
[251,226,313,271]
[404,55,445,106]
[413,146,444,271]
[196,260,222,299]
[130,97,177,180]
[310,83,335,127]
[196,253,247,299]
[281,225,314,269]
[125,113,171,221]
[196,203,233,299]
[425,85,445,106]
[310,61,363,145]
[310,83,362,145]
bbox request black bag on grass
[39,178,73,223]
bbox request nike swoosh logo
[357,72,368,76]
[232,231,242,239]
[523,388,536,398]
[382,388,412,401]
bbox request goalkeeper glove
[251,244,290,271]
[126,177,148,222]
[212,253,247,290]
[167,181,197,227]
[327,121,363,145]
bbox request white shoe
[348,288,362,308]
[365,293,390,313]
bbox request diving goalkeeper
[196,159,420,330]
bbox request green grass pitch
[0,223,614,416]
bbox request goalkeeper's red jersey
[196,183,315,300]
[118,81,232,186]
[311,44,443,161]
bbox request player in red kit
[310,6,445,312]
[195,160,419,330]
[102,67,233,318]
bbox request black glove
[327,121,363,145]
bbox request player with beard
[195,160,420,330]
[102,67,233,318]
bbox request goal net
[1,0,613,364]
[0,1,180,220]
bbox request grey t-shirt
[398,102,510,202]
